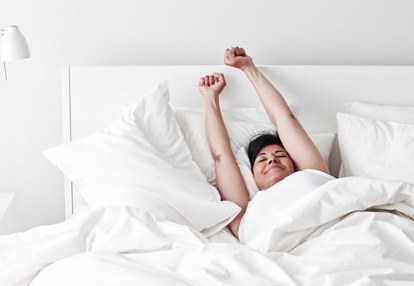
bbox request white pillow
[235,133,335,199]
[174,107,274,186]
[338,102,414,177]
[337,112,414,184]
[345,102,414,123]
[43,81,240,236]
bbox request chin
[268,172,290,186]
[256,170,293,190]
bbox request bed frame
[62,65,414,219]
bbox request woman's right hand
[224,47,254,71]
[198,73,226,102]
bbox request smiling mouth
[266,165,284,173]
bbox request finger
[209,75,215,85]
[204,75,210,86]
[213,76,219,85]
[212,75,219,83]
[221,75,226,84]
[213,72,224,80]
[215,76,221,84]
[225,48,232,57]
[198,77,205,86]
[224,49,235,65]
[226,49,236,61]
[224,49,232,59]
[235,47,243,56]
[214,73,225,85]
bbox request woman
[198,47,330,239]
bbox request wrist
[242,65,259,78]
[203,95,220,110]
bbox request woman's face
[252,144,295,190]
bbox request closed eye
[254,155,267,163]
[255,156,266,163]
[275,151,286,157]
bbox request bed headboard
[62,65,414,218]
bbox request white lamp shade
[0,26,30,62]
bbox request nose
[268,155,280,165]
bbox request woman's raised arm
[225,47,329,174]
[199,73,250,237]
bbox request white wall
[1,0,413,233]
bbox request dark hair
[247,131,284,168]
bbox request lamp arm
[3,62,7,81]
[0,29,7,81]
[0,29,4,81]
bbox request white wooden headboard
[62,65,414,219]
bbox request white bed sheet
[1,176,414,286]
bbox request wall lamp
[0,25,30,81]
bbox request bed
[1,65,414,285]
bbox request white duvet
[1,176,414,286]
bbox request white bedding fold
[0,207,206,286]
[1,176,414,286]
[247,177,414,253]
